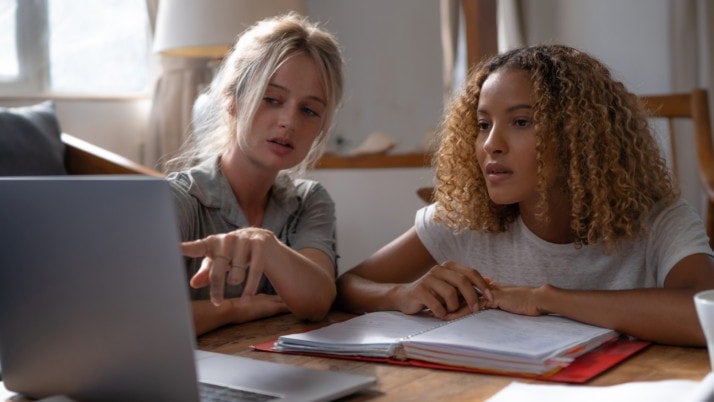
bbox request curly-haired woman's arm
[336,227,492,319]
[488,253,714,346]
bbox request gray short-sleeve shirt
[415,198,713,290]
[167,157,337,300]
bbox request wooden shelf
[314,152,432,169]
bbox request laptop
[0,177,376,402]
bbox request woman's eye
[514,118,531,127]
[303,107,321,118]
[264,97,279,105]
[477,121,491,131]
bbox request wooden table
[197,311,711,401]
[0,311,708,401]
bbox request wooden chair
[416,89,714,248]
[62,133,163,177]
[641,89,714,248]
[416,186,434,203]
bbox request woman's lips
[484,162,513,183]
[267,137,294,156]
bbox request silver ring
[213,254,230,262]
[230,263,249,270]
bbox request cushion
[0,101,67,175]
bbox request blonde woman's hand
[393,261,492,319]
[181,228,281,306]
[226,294,290,323]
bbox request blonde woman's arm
[183,228,336,322]
[191,295,289,336]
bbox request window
[0,0,18,79]
[0,0,151,96]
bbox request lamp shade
[153,0,307,58]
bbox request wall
[522,0,670,93]
[57,99,151,164]
[307,167,434,274]
[301,0,443,271]
[305,0,444,153]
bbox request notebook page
[402,309,617,361]
[276,311,445,357]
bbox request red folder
[252,336,649,384]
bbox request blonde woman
[166,13,344,336]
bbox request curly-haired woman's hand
[392,261,492,319]
[488,283,549,316]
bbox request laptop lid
[0,177,375,402]
[0,177,200,401]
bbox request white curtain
[497,0,524,53]
[143,0,213,171]
[439,0,461,102]
[149,57,213,171]
[440,0,524,103]
[669,0,713,215]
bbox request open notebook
[0,177,375,402]
[258,310,649,383]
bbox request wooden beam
[313,153,432,169]
[462,0,498,68]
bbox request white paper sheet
[486,373,714,402]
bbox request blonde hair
[164,12,344,175]
[434,44,678,247]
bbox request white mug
[694,289,714,371]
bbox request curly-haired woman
[336,44,714,346]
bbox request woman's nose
[278,106,299,130]
[482,125,506,154]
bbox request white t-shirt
[415,198,713,289]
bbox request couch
[0,101,161,176]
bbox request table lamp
[153,0,308,59]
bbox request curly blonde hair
[434,44,678,247]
